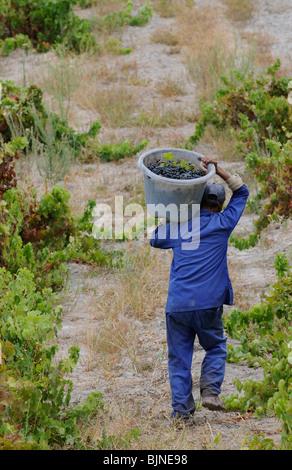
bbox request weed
[176,5,260,102]
[94,1,152,35]
[185,34,258,102]
[39,47,83,121]
[151,29,179,47]
[189,59,292,246]
[82,83,137,128]
[133,103,196,128]
[29,111,73,183]
[0,0,96,54]
[151,0,192,18]
[104,37,132,55]
[223,254,292,449]
[222,0,255,22]
[156,79,186,97]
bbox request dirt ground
[1,0,291,450]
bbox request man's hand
[202,156,218,170]
[202,155,231,182]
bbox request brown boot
[201,395,226,411]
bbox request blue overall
[150,185,249,417]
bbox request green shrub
[0,34,32,56]
[0,137,28,198]
[0,0,96,54]
[0,185,122,289]
[223,253,292,449]
[1,78,147,179]
[0,78,100,152]
[84,139,148,162]
[0,186,124,449]
[0,265,107,449]
[189,60,292,247]
[101,1,152,32]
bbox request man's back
[151,184,249,311]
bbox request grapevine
[223,253,292,449]
[189,60,292,248]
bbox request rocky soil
[1,0,291,450]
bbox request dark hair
[201,182,225,211]
[200,199,223,211]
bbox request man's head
[201,182,225,213]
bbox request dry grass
[78,398,205,450]
[63,163,102,216]
[80,81,138,128]
[175,2,284,101]
[119,59,150,87]
[151,0,193,18]
[89,0,128,36]
[97,244,169,320]
[156,79,186,97]
[228,262,257,311]
[151,29,180,47]
[175,5,260,101]
[89,0,124,16]
[37,50,83,120]
[176,6,233,100]
[134,103,197,128]
[81,243,170,374]
[201,126,243,162]
[87,311,136,369]
[80,409,202,450]
[221,0,256,22]
[240,31,279,72]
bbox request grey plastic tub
[137,147,215,222]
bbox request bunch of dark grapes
[147,160,205,180]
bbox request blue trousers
[166,307,227,417]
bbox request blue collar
[200,209,213,215]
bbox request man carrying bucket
[150,156,249,422]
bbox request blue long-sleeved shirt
[150,185,249,311]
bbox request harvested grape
[147,156,205,180]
